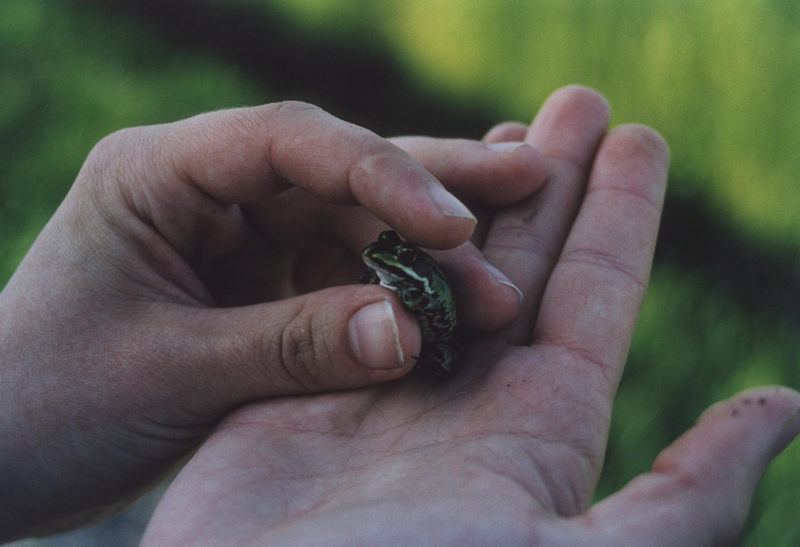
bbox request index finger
[150,102,477,249]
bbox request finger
[121,102,477,250]
[391,136,547,205]
[532,124,669,392]
[482,121,529,143]
[200,189,524,331]
[545,387,800,546]
[427,241,524,331]
[481,86,611,344]
[146,285,421,411]
[250,133,549,247]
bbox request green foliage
[0,0,263,284]
[2,0,798,545]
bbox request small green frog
[361,230,459,377]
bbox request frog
[360,230,459,377]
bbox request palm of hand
[145,341,605,545]
[142,89,800,547]
[144,88,652,545]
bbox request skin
[0,96,542,539]
[1,86,798,545]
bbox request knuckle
[76,127,153,206]
[268,302,333,391]
[347,148,391,187]
[254,100,320,127]
[83,128,138,178]
[484,224,559,264]
[560,247,646,291]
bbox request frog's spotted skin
[361,231,458,377]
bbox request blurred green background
[2,0,799,545]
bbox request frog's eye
[397,247,417,266]
[379,231,402,244]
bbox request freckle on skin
[758,397,767,405]
[731,408,739,417]
[744,398,752,405]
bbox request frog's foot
[415,342,458,378]
[359,270,380,284]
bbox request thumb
[162,284,420,407]
[543,386,800,546]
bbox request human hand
[141,87,800,546]
[0,102,547,539]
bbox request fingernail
[484,260,524,302]
[486,141,531,154]
[428,184,477,222]
[348,300,405,370]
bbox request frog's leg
[416,341,459,378]
[359,270,380,284]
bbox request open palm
[142,88,799,546]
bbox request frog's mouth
[363,260,405,293]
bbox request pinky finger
[539,386,800,546]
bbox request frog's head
[361,230,434,288]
